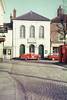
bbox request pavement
[2,59,67,70]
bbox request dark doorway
[20,44,25,55]
[29,44,35,53]
[39,45,44,58]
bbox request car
[19,53,41,60]
[48,53,59,60]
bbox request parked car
[48,53,59,60]
[19,53,41,60]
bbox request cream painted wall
[13,20,50,58]
[0,42,3,58]
[4,30,12,47]
[0,0,4,25]
[0,0,5,59]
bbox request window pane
[20,25,25,38]
[30,26,35,38]
[8,49,11,55]
[53,47,59,53]
[39,26,44,38]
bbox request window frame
[39,26,44,38]
[30,25,35,38]
[20,25,25,38]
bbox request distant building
[50,6,67,54]
[12,11,50,58]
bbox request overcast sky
[4,0,63,22]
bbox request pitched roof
[14,11,50,21]
[51,14,67,23]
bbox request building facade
[12,11,50,58]
[50,6,67,54]
[0,0,5,25]
[0,0,5,60]
[3,22,13,59]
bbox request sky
[4,0,63,22]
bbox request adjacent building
[0,0,5,60]
[50,6,67,54]
[0,0,5,25]
[3,20,13,59]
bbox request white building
[0,0,5,60]
[3,26,12,59]
[3,9,15,59]
[12,11,50,58]
[0,0,5,25]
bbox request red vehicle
[19,53,41,60]
[48,53,59,60]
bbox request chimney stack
[13,8,16,19]
[57,6,64,17]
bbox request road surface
[0,60,67,100]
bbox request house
[0,0,5,25]
[3,11,13,59]
[50,6,67,54]
[0,0,5,61]
[3,20,13,59]
[12,10,50,59]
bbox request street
[0,60,67,100]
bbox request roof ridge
[14,11,50,21]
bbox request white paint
[13,20,50,58]
[0,0,5,25]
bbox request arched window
[20,25,25,38]
[30,25,35,38]
[39,26,44,38]
[29,44,35,53]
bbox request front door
[20,44,25,55]
[39,45,44,58]
[3,48,12,59]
